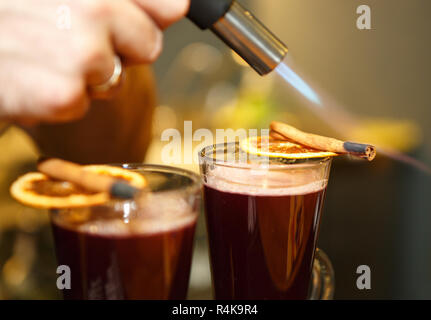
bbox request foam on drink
[52,191,197,237]
[205,164,328,196]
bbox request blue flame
[274,61,321,106]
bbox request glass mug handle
[308,248,335,300]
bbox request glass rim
[199,142,333,170]
[52,163,202,211]
[113,163,202,194]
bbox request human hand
[0,0,189,124]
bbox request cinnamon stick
[37,158,140,199]
[270,121,376,161]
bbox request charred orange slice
[10,165,146,209]
[240,136,338,159]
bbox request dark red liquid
[51,218,196,300]
[203,185,326,300]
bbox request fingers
[4,0,174,81]
[34,73,90,123]
[132,0,190,29]
[110,4,163,64]
[80,0,163,65]
[1,59,89,123]
[0,5,116,88]
[72,30,118,87]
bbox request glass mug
[50,164,201,300]
[199,143,334,299]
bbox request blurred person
[0,0,189,163]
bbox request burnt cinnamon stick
[270,121,376,161]
[37,158,140,199]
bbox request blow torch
[187,0,288,75]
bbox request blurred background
[0,0,430,299]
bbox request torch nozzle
[188,0,288,76]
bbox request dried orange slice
[10,165,146,209]
[240,136,338,159]
[81,165,147,189]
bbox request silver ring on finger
[88,55,123,97]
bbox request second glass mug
[50,164,201,300]
[199,142,335,300]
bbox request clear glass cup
[309,248,335,300]
[50,164,201,300]
[199,142,334,299]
